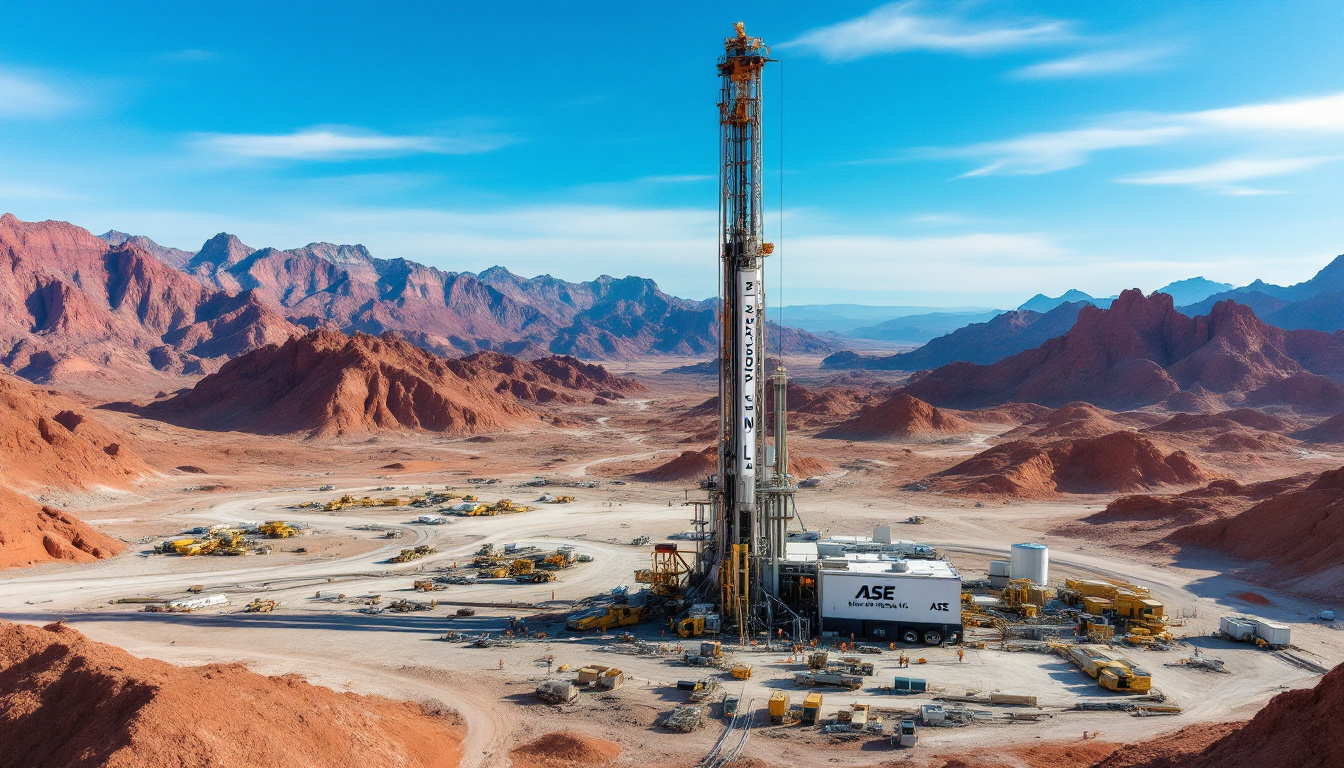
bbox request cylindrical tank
[1010,543,1049,585]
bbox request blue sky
[3,1,1344,307]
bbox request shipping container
[1252,619,1291,648]
[1219,616,1256,641]
[892,676,928,694]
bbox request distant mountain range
[825,271,1325,372]
[0,212,836,385]
[903,289,1344,412]
[824,301,1088,371]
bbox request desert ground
[2,358,1341,768]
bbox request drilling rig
[701,22,803,643]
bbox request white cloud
[1012,48,1170,79]
[954,126,1190,175]
[0,69,73,117]
[784,1,1073,62]
[192,126,513,160]
[1183,91,1344,132]
[941,89,1344,179]
[1119,155,1341,195]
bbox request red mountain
[1,214,296,383]
[903,289,1344,411]
[142,329,637,438]
[174,232,834,360]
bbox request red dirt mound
[817,393,975,440]
[1168,467,1344,595]
[937,431,1214,498]
[144,329,532,438]
[0,373,148,489]
[923,740,1119,768]
[0,486,124,569]
[0,620,464,768]
[634,447,716,482]
[509,732,620,768]
[1089,722,1241,768]
[1094,662,1344,768]
[1235,591,1272,605]
[1008,402,1133,440]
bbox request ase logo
[852,585,951,612]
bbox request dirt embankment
[0,621,465,768]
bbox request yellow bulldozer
[259,521,296,538]
[244,598,277,613]
[567,604,644,632]
[413,579,442,592]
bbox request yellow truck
[1067,644,1152,693]
[567,604,644,632]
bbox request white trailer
[817,559,963,645]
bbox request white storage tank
[1252,619,1292,648]
[1010,543,1049,586]
[988,560,1011,577]
[1219,616,1256,641]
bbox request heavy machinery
[677,616,706,637]
[1066,644,1153,693]
[1059,579,1171,641]
[413,579,442,592]
[536,680,579,704]
[768,692,791,724]
[510,558,534,576]
[258,521,296,538]
[567,603,645,632]
[390,545,435,563]
[515,571,555,584]
[244,598,276,613]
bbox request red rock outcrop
[0,486,124,568]
[1168,467,1344,595]
[936,431,1213,498]
[143,330,533,439]
[0,621,464,768]
[903,290,1344,411]
[0,373,148,489]
[0,214,297,382]
[817,393,975,440]
[0,374,141,568]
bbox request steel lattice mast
[714,22,774,638]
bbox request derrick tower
[708,22,796,640]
